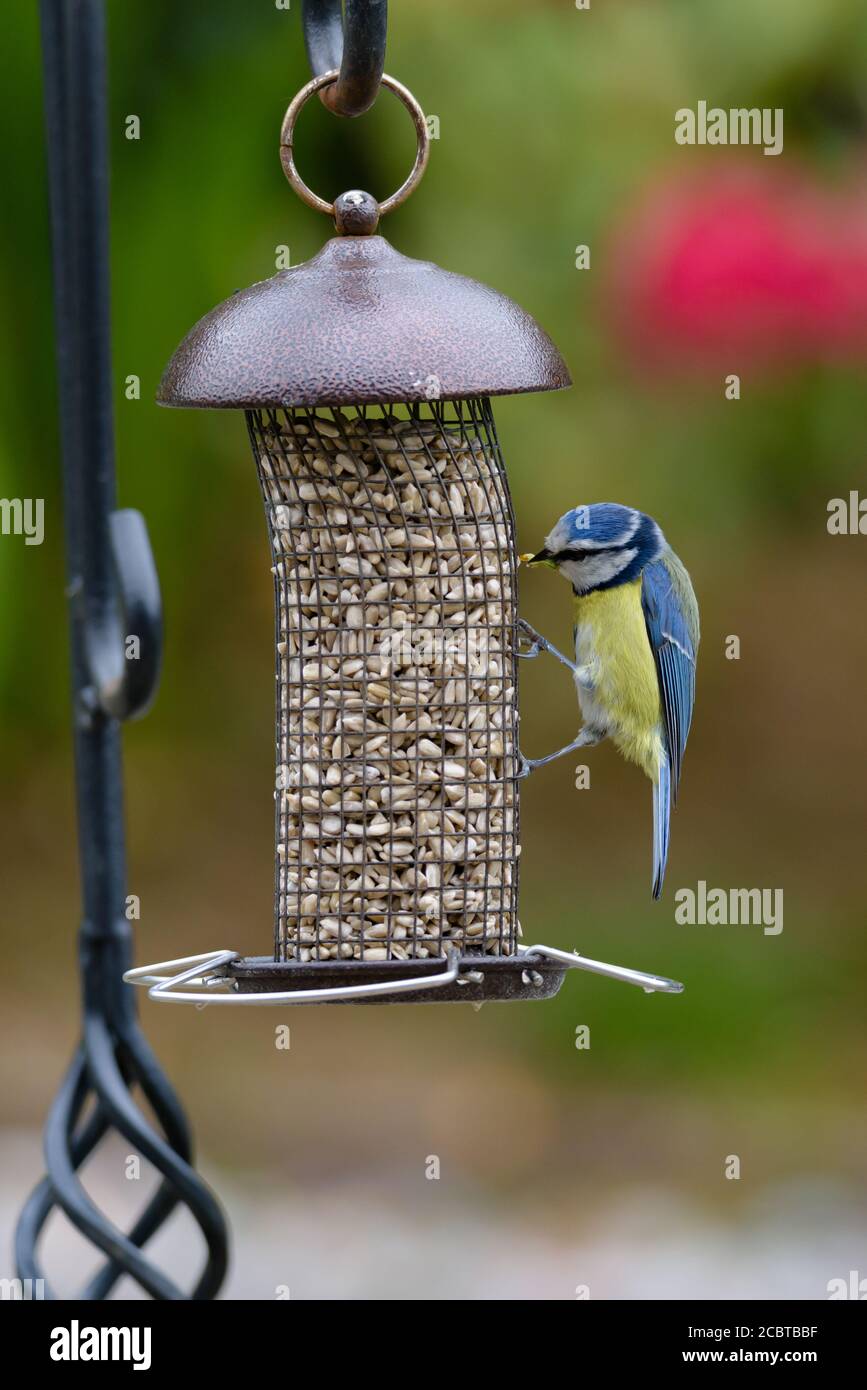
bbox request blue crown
[545,503,650,554]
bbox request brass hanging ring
[280,69,430,218]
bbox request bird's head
[520,503,664,595]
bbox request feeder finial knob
[334,189,380,237]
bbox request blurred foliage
[1,0,866,1197]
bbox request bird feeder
[126,69,682,1006]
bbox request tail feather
[652,754,671,900]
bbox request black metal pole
[16,0,229,1299]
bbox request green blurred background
[2,0,866,1298]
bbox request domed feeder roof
[157,235,570,409]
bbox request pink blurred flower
[607,163,867,370]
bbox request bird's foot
[516,619,578,673]
[516,619,545,660]
[517,727,604,778]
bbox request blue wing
[641,552,699,801]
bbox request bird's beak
[518,548,551,567]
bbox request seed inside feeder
[250,400,521,965]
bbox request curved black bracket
[302,0,387,116]
[80,508,163,723]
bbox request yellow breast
[573,579,663,780]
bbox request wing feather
[641,551,699,801]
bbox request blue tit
[519,503,699,899]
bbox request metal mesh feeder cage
[126,69,683,1007]
[253,399,520,969]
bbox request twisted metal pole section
[16,0,229,1299]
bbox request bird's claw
[516,730,601,780]
[516,618,545,660]
[516,618,578,674]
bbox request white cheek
[559,559,587,588]
[562,548,637,591]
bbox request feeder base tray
[123,945,683,1005]
[226,953,566,1005]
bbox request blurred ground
[3,1130,865,1299]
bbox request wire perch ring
[124,945,683,1005]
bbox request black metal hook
[302,0,387,117]
[79,508,163,724]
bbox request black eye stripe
[558,546,611,561]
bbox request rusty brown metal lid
[157,234,571,409]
